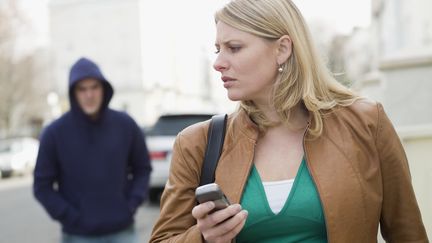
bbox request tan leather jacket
[150,100,428,243]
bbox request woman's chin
[227,92,244,101]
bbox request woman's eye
[230,46,241,52]
[214,46,240,54]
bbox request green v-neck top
[236,159,327,243]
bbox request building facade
[362,0,432,126]
[49,0,229,126]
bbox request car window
[146,114,213,136]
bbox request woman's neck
[255,102,310,131]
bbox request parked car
[144,113,214,203]
[0,137,39,178]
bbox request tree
[0,1,47,138]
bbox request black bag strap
[199,114,228,186]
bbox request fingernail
[242,210,248,216]
[207,201,215,209]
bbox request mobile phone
[195,183,231,212]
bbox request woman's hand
[192,201,248,243]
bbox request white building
[49,0,231,126]
[359,0,432,126]
[50,0,149,124]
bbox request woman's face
[213,21,279,104]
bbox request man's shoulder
[39,112,72,139]
[106,108,138,125]
[44,112,72,130]
[107,108,131,119]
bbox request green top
[236,158,327,243]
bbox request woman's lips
[223,80,235,88]
[222,76,236,88]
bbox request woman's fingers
[192,201,215,219]
[204,204,242,226]
[192,203,248,243]
[202,206,248,242]
[196,204,241,234]
[217,211,248,243]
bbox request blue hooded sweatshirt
[33,57,152,236]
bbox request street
[0,176,161,243]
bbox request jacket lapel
[304,118,368,242]
[215,110,259,204]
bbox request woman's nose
[213,55,227,72]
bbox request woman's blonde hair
[215,0,359,137]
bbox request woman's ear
[276,35,292,64]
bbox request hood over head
[68,57,114,116]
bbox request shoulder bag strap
[199,114,228,186]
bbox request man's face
[74,78,104,117]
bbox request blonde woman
[150,0,428,242]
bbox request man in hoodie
[33,57,152,243]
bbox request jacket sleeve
[33,127,80,226]
[376,103,428,242]
[150,132,204,243]
[126,120,152,214]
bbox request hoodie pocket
[78,193,132,234]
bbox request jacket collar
[216,110,259,203]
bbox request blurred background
[0,0,430,242]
